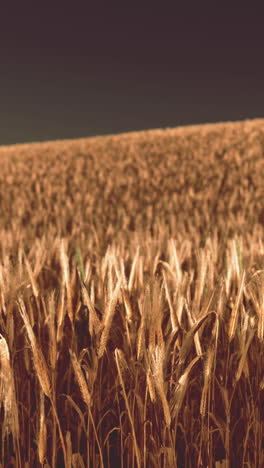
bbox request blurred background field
[0,118,263,253]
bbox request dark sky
[1,5,263,145]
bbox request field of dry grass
[0,118,263,467]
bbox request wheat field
[0,118,263,467]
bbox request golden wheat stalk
[162,270,179,331]
[78,270,101,336]
[115,349,141,467]
[146,367,156,403]
[17,296,52,399]
[122,288,133,323]
[69,349,91,407]
[168,238,182,284]
[24,255,39,298]
[38,389,47,465]
[193,248,208,314]
[60,238,73,322]
[128,246,140,291]
[137,296,147,361]
[0,334,19,440]
[200,346,215,417]
[149,345,171,426]
[97,277,122,358]
[69,349,104,466]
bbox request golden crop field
[0,118,263,467]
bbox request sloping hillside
[0,118,263,256]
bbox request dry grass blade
[72,453,86,468]
[122,288,133,323]
[179,312,215,364]
[137,295,147,361]
[128,246,140,292]
[228,270,246,341]
[60,238,70,289]
[231,238,242,280]
[247,273,264,341]
[56,285,66,344]
[193,248,208,313]
[171,355,200,422]
[235,328,255,382]
[38,389,47,465]
[47,291,57,371]
[185,301,203,359]
[66,431,72,468]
